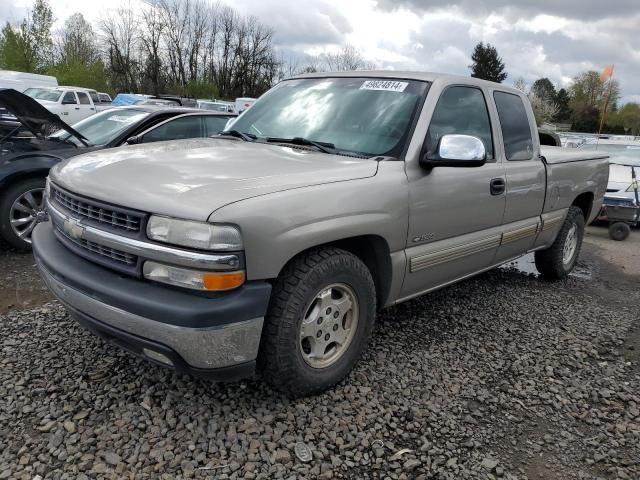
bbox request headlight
[143,261,245,291]
[147,216,243,251]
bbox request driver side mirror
[420,134,487,168]
[125,136,140,145]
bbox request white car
[235,97,256,114]
[23,86,110,123]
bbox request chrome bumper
[37,260,264,370]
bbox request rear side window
[77,92,90,105]
[89,91,100,103]
[426,86,494,160]
[494,91,534,161]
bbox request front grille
[55,223,138,266]
[51,185,143,233]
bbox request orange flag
[600,64,614,81]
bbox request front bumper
[32,221,272,380]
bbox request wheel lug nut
[325,334,330,341]
[333,324,338,331]
[326,307,332,314]
[333,312,339,318]
[317,317,323,325]
[316,331,322,338]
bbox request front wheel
[0,178,47,250]
[259,248,376,397]
[535,206,585,279]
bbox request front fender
[210,161,409,281]
[0,155,63,187]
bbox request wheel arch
[275,234,393,309]
[571,191,594,222]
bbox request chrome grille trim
[56,223,137,265]
[47,200,241,271]
[51,185,142,233]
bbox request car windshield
[24,88,62,102]
[200,103,228,112]
[228,77,429,157]
[580,143,640,166]
[49,108,150,146]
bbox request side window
[77,92,90,105]
[427,86,494,160]
[493,91,534,161]
[89,91,100,104]
[62,92,77,104]
[141,116,203,143]
[203,116,230,135]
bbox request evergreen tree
[469,42,507,83]
[554,88,571,122]
[531,78,557,102]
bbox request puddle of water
[498,253,592,280]
[499,253,539,276]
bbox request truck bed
[541,146,608,164]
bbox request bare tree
[140,6,165,94]
[321,44,373,72]
[98,6,140,92]
[55,13,97,65]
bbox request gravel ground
[0,226,639,480]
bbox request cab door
[75,91,94,122]
[491,90,546,263]
[401,85,506,299]
[60,91,78,122]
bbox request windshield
[580,143,640,166]
[228,77,429,157]
[200,103,228,112]
[49,108,149,146]
[24,88,62,102]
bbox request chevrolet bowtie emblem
[63,218,85,240]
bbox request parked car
[235,97,256,114]
[32,72,609,396]
[580,141,640,217]
[0,88,236,249]
[197,100,235,112]
[0,69,57,91]
[97,92,112,105]
[23,86,110,123]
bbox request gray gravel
[0,239,639,479]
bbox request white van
[0,70,58,92]
[235,97,257,114]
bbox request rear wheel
[0,178,47,250]
[535,206,585,279]
[608,222,631,241]
[259,248,376,397]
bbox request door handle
[74,107,80,110]
[490,178,505,195]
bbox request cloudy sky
[2,0,639,103]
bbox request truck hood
[50,138,379,221]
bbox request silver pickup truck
[32,72,609,396]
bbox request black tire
[259,247,376,397]
[535,206,585,280]
[0,177,46,251]
[608,222,631,241]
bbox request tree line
[471,42,639,135]
[0,0,281,99]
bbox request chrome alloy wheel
[562,223,578,265]
[299,283,359,369]
[9,188,46,244]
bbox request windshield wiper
[266,136,336,154]
[219,130,256,142]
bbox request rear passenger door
[492,91,546,263]
[61,91,79,122]
[75,91,94,122]
[402,85,506,298]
